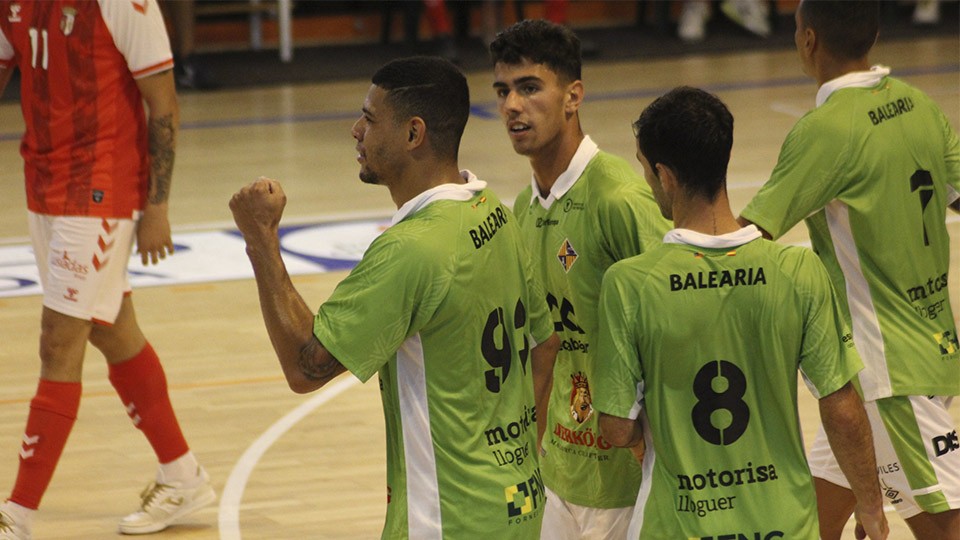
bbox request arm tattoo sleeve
[147,113,175,204]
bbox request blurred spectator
[913,0,941,24]
[679,0,771,42]
[161,0,218,90]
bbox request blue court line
[1,63,956,142]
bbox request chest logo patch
[569,371,593,424]
[557,238,578,273]
[60,7,76,36]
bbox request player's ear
[656,163,679,194]
[407,117,426,147]
[564,80,584,114]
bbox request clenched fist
[230,177,287,241]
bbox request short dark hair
[633,87,733,202]
[799,0,879,61]
[489,19,581,82]
[371,56,470,160]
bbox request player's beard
[359,169,380,185]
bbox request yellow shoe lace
[139,481,172,510]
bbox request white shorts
[809,395,960,519]
[29,212,137,325]
[540,487,633,540]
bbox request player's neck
[672,193,741,237]
[389,162,464,209]
[530,131,584,198]
[815,55,872,87]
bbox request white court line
[218,375,361,540]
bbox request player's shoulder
[582,151,656,205]
[513,184,534,214]
[605,243,674,284]
[760,242,830,289]
[583,150,642,185]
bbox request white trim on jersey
[391,171,487,225]
[947,184,959,206]
[626,412,655,539]
[627,381,645,420]
[528,136,600,210]
[396,334,443,539]
[816,65,891,107]
[824,200,892,399]
[98,0,173,78]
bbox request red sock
[9,379,82,510]
[108,343,189,463]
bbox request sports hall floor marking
[217,375,359,540]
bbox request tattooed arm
[230,178,348,393]
[134,69,178,266]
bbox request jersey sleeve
[313,230,442,382]
[98,0,173,78]
[741,114,848,240]
[596,182,667,261]
[940,109,960,193]
[592,261,646,419]
[791,248,864,398]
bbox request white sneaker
[721,0,771,37]
[118,467,216,535]
[0,504,30,540]
[679,0,710,42]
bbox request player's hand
[136,202,174,266]
[853,504,888,540]
[229,177,287,240]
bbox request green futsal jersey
[512,138,670,508]
[742,69,960,400]
[315,176,554,540]
[594,227,863,539]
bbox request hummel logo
[126,402,142,426]
[19,433,39,459]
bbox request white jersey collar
[663,225,762,249]
[816,65,891,107]
[528,135,600,210]
[391,170,487,225]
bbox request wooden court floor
[0,36,958,539]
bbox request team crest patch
[569,371,593,424]
[557,238,578,272]
[60,7,76,35]
[934,330,959,355]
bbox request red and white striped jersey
[0,0,173,217]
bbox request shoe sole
[118,486,217,535]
